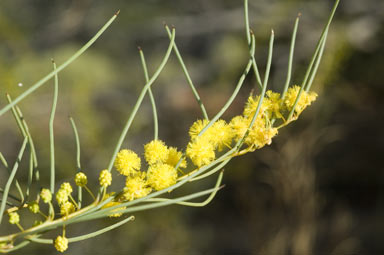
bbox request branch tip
[115,10,120,16]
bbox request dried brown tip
[163,21,167,27]
[137,46,142,51]
[51,58,55,63]
[115,10,121,16]
[297,12,302,18]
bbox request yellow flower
[60,202,75,216]
[123,172,151,201]
[40,188,52,203]
[74,172,88,187]
[54,235,68,253]
[208,120,234,151]
[284,85,317,114]
[186,137,215,167]
[247,123,278,148]
[243,94,269,118]
[28,201,39,214]
[144,140,169,165]
[230,115,249,142]
[56,189,69,205]
[189,119,209,139]
[165,147,187,168]
[265,90,283,119]
[147,163,177,191]
[114,149,141,176]
[230,114,278,148]
[8,212,19,225]
[102,201,126,217]
[60,182,73,194]
[99,169,112,187]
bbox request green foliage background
[0,0,383,254]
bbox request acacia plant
[0,0,339,253]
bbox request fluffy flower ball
[40,188,52,203]
[147,163,177,191]
[99,169,112,187]
[8,212,19,225]
[75,172,88,187]
[124,173,151,201]
[144,140,169,165]
[186,137,215,167]
[54,236,68,253]
[114,149,141,176]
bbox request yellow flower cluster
[103,86,317,212]
[56,183,73,205]
[8,212,19,225]
[186,118,234,167]
[123,172,151,201]
[283,85,317,114]
[54,235,68,253]
[28,201,39,214]
[147,163,177,191]
[114,149,141,176]
[99,169,112,187]
[40,188,52,203]
[75,172,88,187]
[113,139,184,202]
[60,201,75,216]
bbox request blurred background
[0,0,383,254]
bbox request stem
[165,25,209,120]
[106,28,176,172]
[69,117,83,208]
[282,14,300,99]
[138,48,159,140]
[49,61,59,194]
[0,137,28,224]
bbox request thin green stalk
[77,148,237,222]
[0,240,30,253]
[69,117,81,170]
[198,35,256,137]
[190,158,230,182]
[69,117,83,208]
[0,151,23,203]
[282,14,300,99]
[49,61,59,194]
[106,28,175,172]
[0,137,28,224]
[244,0,263,89]
[305,29,328,91]
[0,11,119,117]
[0,188,21,203]
[238,30,274,147]
[15,106,38,168]
[0,199,16,207]
[244,0,251,45]
[25,151,33,200]
[81,185,223,221]
[7,94,39,191]
[138,48,158,140]
[27,215,135,244]
[165,25,209,120]
[147,171,224,207]
[287,0,339,120]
